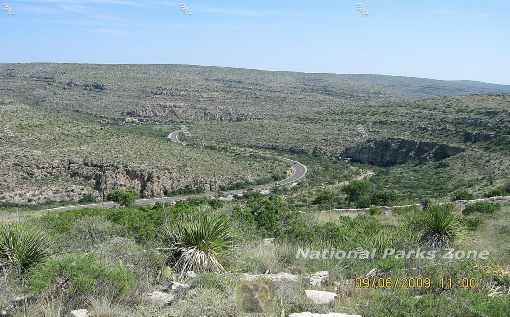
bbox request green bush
[68,216,121,248]
[462,215,482,231]
[107,189,139,207]
[190,273,235,292]
[39,208,107,234]
[451,190,475,201]
[369,207,383,216]
[246,195,288,235]
[462,202,500,215]
[342,180,372,207]
[371,190,398,206]
[162,213,232,274]
[312,190,339,207]
[106,207,169,242]
[0,224,51,274]
[29,253,135,298]
[78,194,97,204]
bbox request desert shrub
[369,207,383,216]
[342,180,372,207]
[413,205,462,248]
[94,237,165,288]
[78,194,97,204]
[462,215,482,231]
[207,199,224,209]
[190,273,235,292]
[371,190,399,206]
[233,241,283,274]
[41,204,200,243]
[232,206,256,227]
[503,181,510,194]
[39,208,108,234]
[88,297,132,317]
[29,253,135,299]
[166,288,240,317]
[106,207,169,242]
[67,216,121,248]
[0,224,51,274]
[451,190,475,201]
[162,213,232,274]
[107,189,139,207]
[463,202,500,215]
[357,288,510,317]
[312,190,339,207]
[246,195,288,235]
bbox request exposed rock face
[464,131,497,143]
[341,138,464,166]
[0,158,235,205]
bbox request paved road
[38,129,308,214]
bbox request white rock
[70,309,90,317]
[145,291,176,306]
[305,290,337,305]
[163,281,190,294]
[186,271,197,279]
[289,313,361,317]
[241,272,299,283]
[310,271,329,286]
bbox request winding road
[36,129,308,214]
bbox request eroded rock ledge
[341,138,464,167]
[0,158,236,205]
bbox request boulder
[161,281,190,295]
[305,290,337,305]
[145,291,176,306]
[310,271,329,286]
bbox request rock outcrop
[341,138,464,166]
[0,158,236,205]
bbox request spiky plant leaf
[419,204,462,248]
[164,213,232,274]
[0,224,51,274]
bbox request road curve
[37,129,308,214]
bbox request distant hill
[1,63,509,122]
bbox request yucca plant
[163,213,232,274]
[419,205,462,248]
[0,224,51,275]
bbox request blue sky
[1,0,509,84]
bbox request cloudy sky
[1,0,509,84]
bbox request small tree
[107,189,139,207]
